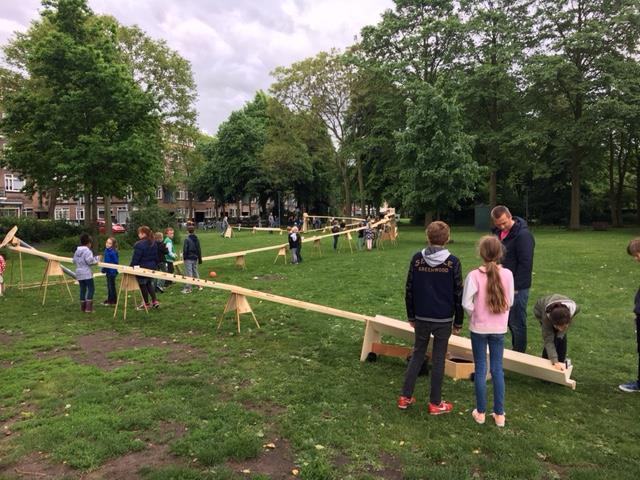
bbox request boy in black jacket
[181,224,203,294]
[398,221,463,414]
[620,238,640,392]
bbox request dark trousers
[106,275,117,303]
[79,279,95,301]
[636,316,640,382]
[508,289,529,352]
[402,320,452,404]
[333,234,339,250]
[166,262,174,285]
[137,278,156,304]
[542,334,568,363]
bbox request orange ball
[209,271,217,278]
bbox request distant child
[221,215,229,237]
[620,238,640,392]
[533,294,579,370]
[398,221,463,415]
[73,233,101,313]
[288,226,302,264]
[182,223,202,294]
[101,237,119,306]
[163,228,177,285]
[463,236,514,427]
[331,220,340,250]
[0,252,6,296]
[154,231,169,293]
[130,226,159,309]
[365,223,375,250]
[357,221,366,250]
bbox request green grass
[2,225,640,479]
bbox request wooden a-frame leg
[360,320,382,362]
[41,262,50,306]
[113,276,125,319]
[63,276,73,301]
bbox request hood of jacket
[421,246,451,267]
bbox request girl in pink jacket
[462,236,514,427]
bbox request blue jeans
[471,332,505,415]
[79,279,95,301]
[508,289,529,352]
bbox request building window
[177,190,188,200]
[156,187,163,200]
[23,208,34,217]
[0,207,20,217]
[76,208,85,221]
[98,208,105,220]
[205,208,213,219]
[4,174,25,192]
[54,207,70,220]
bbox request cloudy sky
[0,0,394,133]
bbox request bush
[126,205,181,245]
[0,217,82,244]
[57,234,132,254]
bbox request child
[288,226,302,264]
[182,223,202,294]
[0,252,6,296]
[357,221,366,250]
[331,220,340,250]
[620,238,640,392]
[163,228,177,286]
[462,236,514,427]
[130,226,159,309]
[533,294,579,370]
[365,223,375,250]
[101,237,119,306]
[398,221,463,414]
[154,231,169,293]
[73,233,101,313]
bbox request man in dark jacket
[491,205,535,353]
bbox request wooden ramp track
[173,215,394,266]
[5,232,576,390]
[361,315,576,390]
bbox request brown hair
[627,238,640,256]
[154,232,163,241]
[164,227,174,235]
[491,205,512,220]
[138,225,153,243]
[547,303,571,328]
[107,236,118,251]
[426,221,450,246]
[478,235,509,314]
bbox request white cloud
[0,0,394,133]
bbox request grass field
[1,224,640,480]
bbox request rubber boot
[80,301,86,312]
[85,300,93,313]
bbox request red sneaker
[428,401,454,415]
[397,396,416,410]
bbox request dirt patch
[365,452,403,480]
[241,400,286,418]
[0,452,79,479]
[0,331,22,346]
[227,437,297,479]
[1,405,37,442]
[35,331,204,370]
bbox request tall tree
[395,83,482,223]
[527,0,640,229]
[270,49,352,214]
[0,0,162,231]
[457,0,532,207]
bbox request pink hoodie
[462,265,514,334]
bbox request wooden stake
[312,238,322,256]
[273,246,287,264]
[235,254,246,270]
[113,273,148,320]
[217,292,260,333]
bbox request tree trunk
[608,133,617,227]
[489,170,497,208]
[357,156,365,216]
[569,152,581,230]
[424,211,433,227]
[47,187,59,219]
[104,196,113,235]
[188,192,194,222]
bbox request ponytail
[477,236,509,314]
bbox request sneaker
[181,289,192,294]
[101,300,110,306]
[471,409,485,425]
[491,412,506,427]
[152,300,160,309]
[197,286,204,291]
[428,401,453,415]
[619,380,640,392]
[397,396,416,410]
[135,303,149,311]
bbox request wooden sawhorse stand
[312,238,322,256]
[217,292,260,333]
[274,246,287,264]
[40,259,73,305]
[235,255,246,270]
[113,273,148,320]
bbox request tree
[456,0,532,207]
[0,0,162,231]
[395,83,482,223]
[527,0,640,229]
[270,49,352,213]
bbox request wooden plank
[0,226,18,248]
[367,315,576,389]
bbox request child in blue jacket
[101,237,119,306]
